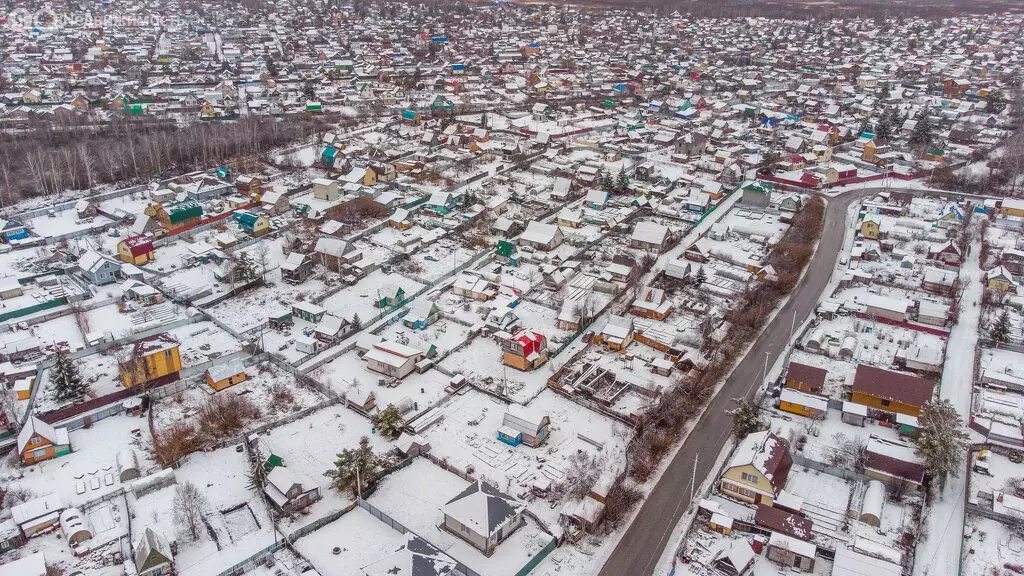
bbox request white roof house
[632,221,669,248]
[18,416,70,457]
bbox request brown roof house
[851,365,935,417]
[719,431,793,505]
[864,435,927,490]
[784,362,827,394]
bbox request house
[346,388,376,415]
[260,188,291,214]
[0,551,46,576]
[986,266,1016,292]
[425,191,462,215]
[314,237,361,270]
[631,221,670,252]
[148,200,203,232]
[374,284,406,308]
[860,214,882,239]
[785,362,827,394]
[235,175,263,196]
[922,267,957,293]
[864,435,926,490]
[12,494,64,537]
[928,241,961,266]
[133,527,174,576]
[851,365,935,417]
[75,199,98,219]
[314,314,353,344]
[719,431,792,505]
[740,181,773,208]
[832,548,902,576]
[585,189,608,210]
[78,250,121,285]
[205,360,247,391]
[0,219,30,242]
[264,466,321,514]
[684,238,712,262]
[684,190,712,213]
[119,335,182,388]
[453,271,499,300]
[754,504,812,540]
[389,208,412,230]
[18,416,71,465]
[937,204,964,227]
[495,240,519,265]
[403,300,440,329]
[600,315,635,351]
[557,208,584,229]
[363,341,424,380]
[232,210,271,236]
[499,404,550,447]
[117,235,156,265]
[502,330,548,371]
[313,178,340,201]
[343,166,377,187]
[292,302,326,323]
[766,532,816,572]
[281,253,313,283]
[519,221,563,251]
[779,195,803,213]
[632,286,673,320]
[1000,198,1024,218]
[710,540,755,576]
[778,388,828,419]
[0,278,23,301]
[441,479,526,556]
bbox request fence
[516,538,558,576]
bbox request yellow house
[851,365,934,418]
[861,140,877,163]
[119,336,182,388]
[778,389,828,419]
[986,266,1016,292]
[117,235,156,265]
[860,214,881,239]
[1001,198,1024,218]
[205,360,247,391]
[719,431,792,506]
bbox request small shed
[841,401,868,426]
[117,449,141,482]
[766,532,816,572]
[497,426,522,447]
[205,360,247,391]
[860,480,885,527]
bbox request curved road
[597,187,891,576]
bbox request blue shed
[497,426,522,447]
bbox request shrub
[199,394,260,436]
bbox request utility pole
[690,453,699,503]
[762,351,770,387]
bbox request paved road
[598,188,880,576]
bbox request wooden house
[119,335,182,388]
[117,235,156,265]
[205,360,247,391]
[851,364,935,417]
[499,404,551,448]
[502,330,548,371]
[784,362,827,394]
[719,431,792,505]
[18,417,71,465]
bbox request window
[29,436,41,445]
[740,472,758,484]
[723,480,756,499]
[165,350,175,362]
[880,399,891,407]
[33,448,48,458]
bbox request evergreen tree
[52,349,88,402]
[351,313,362,332]
[915,399,969,489]
[616,169,629,194]
[990,310,1012,344]
[324,436,379,496]
[729,398,761,438]
[694,266,707,286]
[911,114,934,146]
[246,445,269,494]
[371,405,404,439]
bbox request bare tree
[173,481,209,541]
[0,387,21,435]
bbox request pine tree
[616,169,629,194]
[324,436,379,496]
[694,266,707,286]
[915,399,969,489]
[911,114,934,146]
[990,310,1012,344]
[351,313,362,331]
[371,405,404,439]
[246,445,269,494]
[729,398,761,438]
[52,349,88,402]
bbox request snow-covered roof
[18,416,68,455]
[441,479,525,539]
[206,359,246,383]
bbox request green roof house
[134,527,173,576]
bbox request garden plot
[376,316,473,356]
[0,414,154,509]
[352,237,397,265]
[407,239,481,283]
[800,311,946,376]
[35,349,125,413]
[432,290,492,325]
[512,301,576,342]
[166,321,244,366]
[318,350,453,420]
[84,302,142,339]
[26,209,114,239]
[254,404,392,529]
[319,269,425,323]
[439,337,555,403]
[293,506,409,576]
[962,516,1022,576]
[420,388,632,527]
[151,361,327,430]
[221,503,262,542]
[169,446,277,576]
[368,459,555,576]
